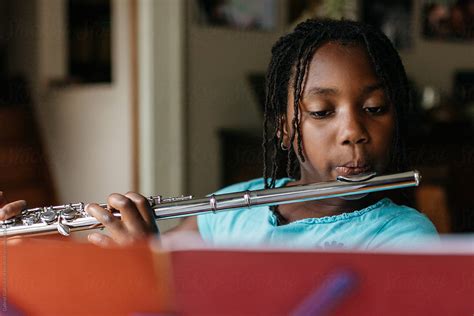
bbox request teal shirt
[197,178,438,250]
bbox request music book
[1,237,472,315]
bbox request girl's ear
[278,115,290,150]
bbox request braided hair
[262,18,412,190]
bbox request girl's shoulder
[365,199,439,249]
[373,198,435,227]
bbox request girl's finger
[84,203,125,237]
[87,232,117,248]
[0,200,27,220]
[124,192,158,233]
[106,193,148,233]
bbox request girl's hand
[85,192,159,247]
[0,191,26,221]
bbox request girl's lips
[335,165,372,176]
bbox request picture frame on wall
[422,0,474,41]
[68,0,112,84]
[196,0,277,31]
[287,0,358,26]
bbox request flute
[1,171,420,238]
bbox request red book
[1,238,472,315]
[1,238,173,316]
[169,247,474,315]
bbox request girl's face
[283,42,395,183]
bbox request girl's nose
[338,115,370,146]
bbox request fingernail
[0,209,5,219]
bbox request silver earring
[280,142,289,151]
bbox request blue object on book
[291,269,359,316]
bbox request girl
[0,19,437,249]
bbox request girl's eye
[364,106,386,115]
[309,110,333,119]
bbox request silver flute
[1,171,420,238]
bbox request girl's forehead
[304,42,379,86]
[311,42,373,71]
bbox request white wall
[186,0,286,196]
[34,0,133,203]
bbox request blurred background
[0,0,472,233]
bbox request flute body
[0,171,420,238]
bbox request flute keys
[161,195,193,203]
[0,218,16,227]
[61,207,77,221]
[57,217,71,236]
[148,195,162,207]
[41,209,57,223]
[22,215,38,226]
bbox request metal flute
[1,170,420,238]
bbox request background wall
[34,0,133,203]
[399,0,474,95]
[186,0,286,196]
[2,0,472,231]
[185,0,474,198]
